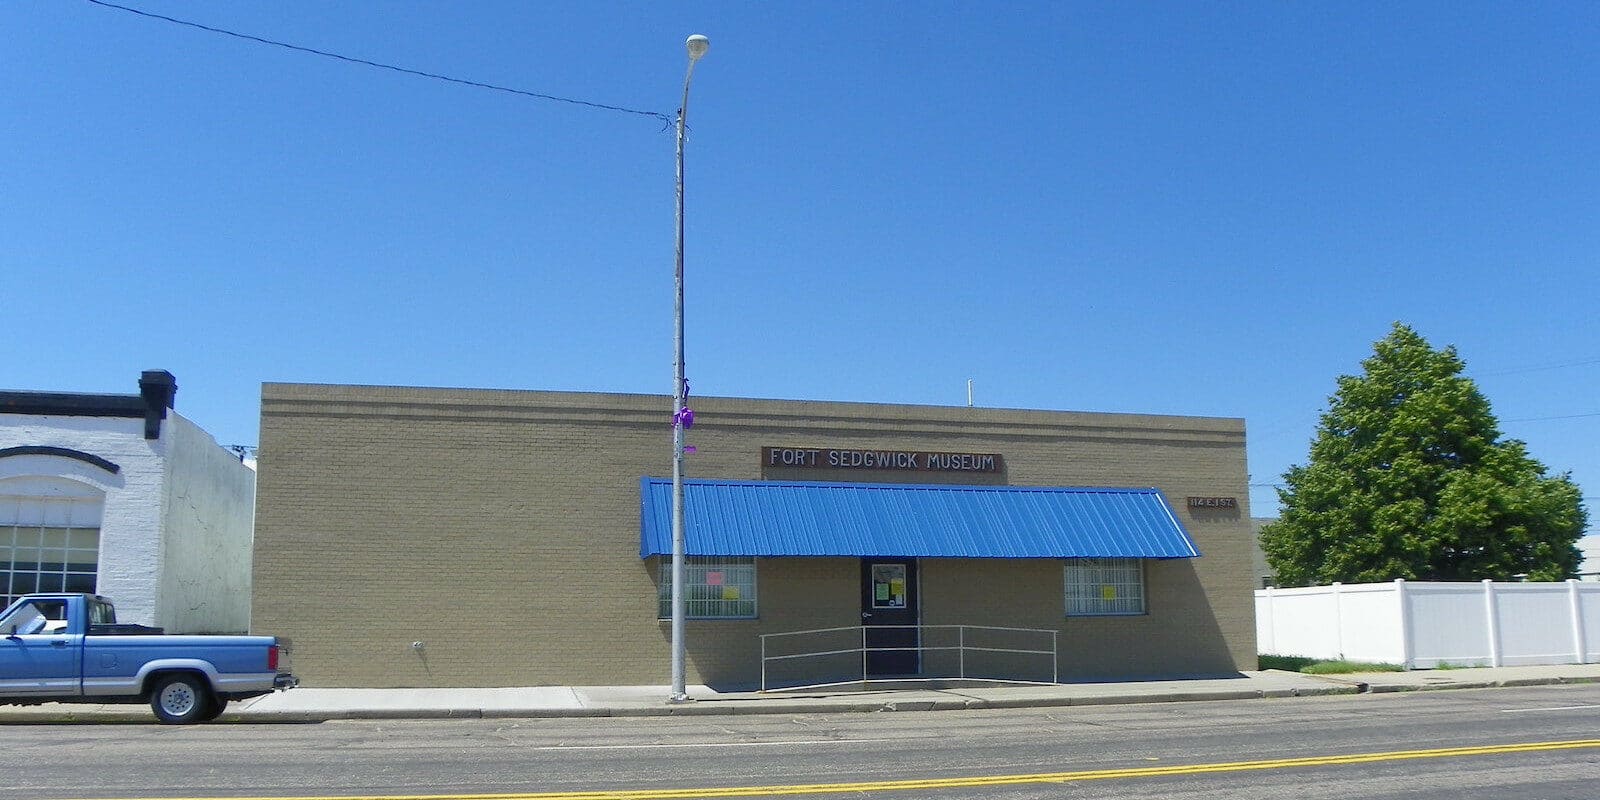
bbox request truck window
[0,602,48,636]
[89,600,116,625]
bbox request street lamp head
[686,34,710,61]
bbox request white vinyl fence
[1256,579,1600,669]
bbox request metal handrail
[760,624,1059,692]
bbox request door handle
[861,612,872,620]
[51,640,67,647]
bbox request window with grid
[2,497,101,609]
[657,556,756,619]
[1063,557,1145,616]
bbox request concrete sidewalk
[5,664,1600,723]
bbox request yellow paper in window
[890,579,905,597]
[1101,585,1117,601]
[722,586,741,601]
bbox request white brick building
[0,371,256,633]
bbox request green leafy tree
[1261,323,1587,586]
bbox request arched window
[0,478,104,609]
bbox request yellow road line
[60,738,1600,800]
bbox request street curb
[1364,681,1495,693]
[1361,674,1600,693]
[217,684,1365,721]
[1499,675,1600,688]
[4,675,1593,724]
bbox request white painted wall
[159,413,255,634]
[1,411,255,632]
[0,416,166,624]
[1258,579,1600,668]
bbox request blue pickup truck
[0,593,297,723]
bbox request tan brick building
[252,384,1255,689]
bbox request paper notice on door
[876,583,890,601]
[705,571,724,586]
[1101,585,1117,601]
[722,586,740,601]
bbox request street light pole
[671,33,709,704]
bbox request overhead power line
[1477,357,1600,377]
[84,0,673,124]
[1505,412,1600,423]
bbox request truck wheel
[150,674,214,724]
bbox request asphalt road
[6,684,1600,800]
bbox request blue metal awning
[639,478,1200,559]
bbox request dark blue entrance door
[860,558,919,676]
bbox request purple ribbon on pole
[672,379,695,429]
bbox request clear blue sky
[5,1,1596,531]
